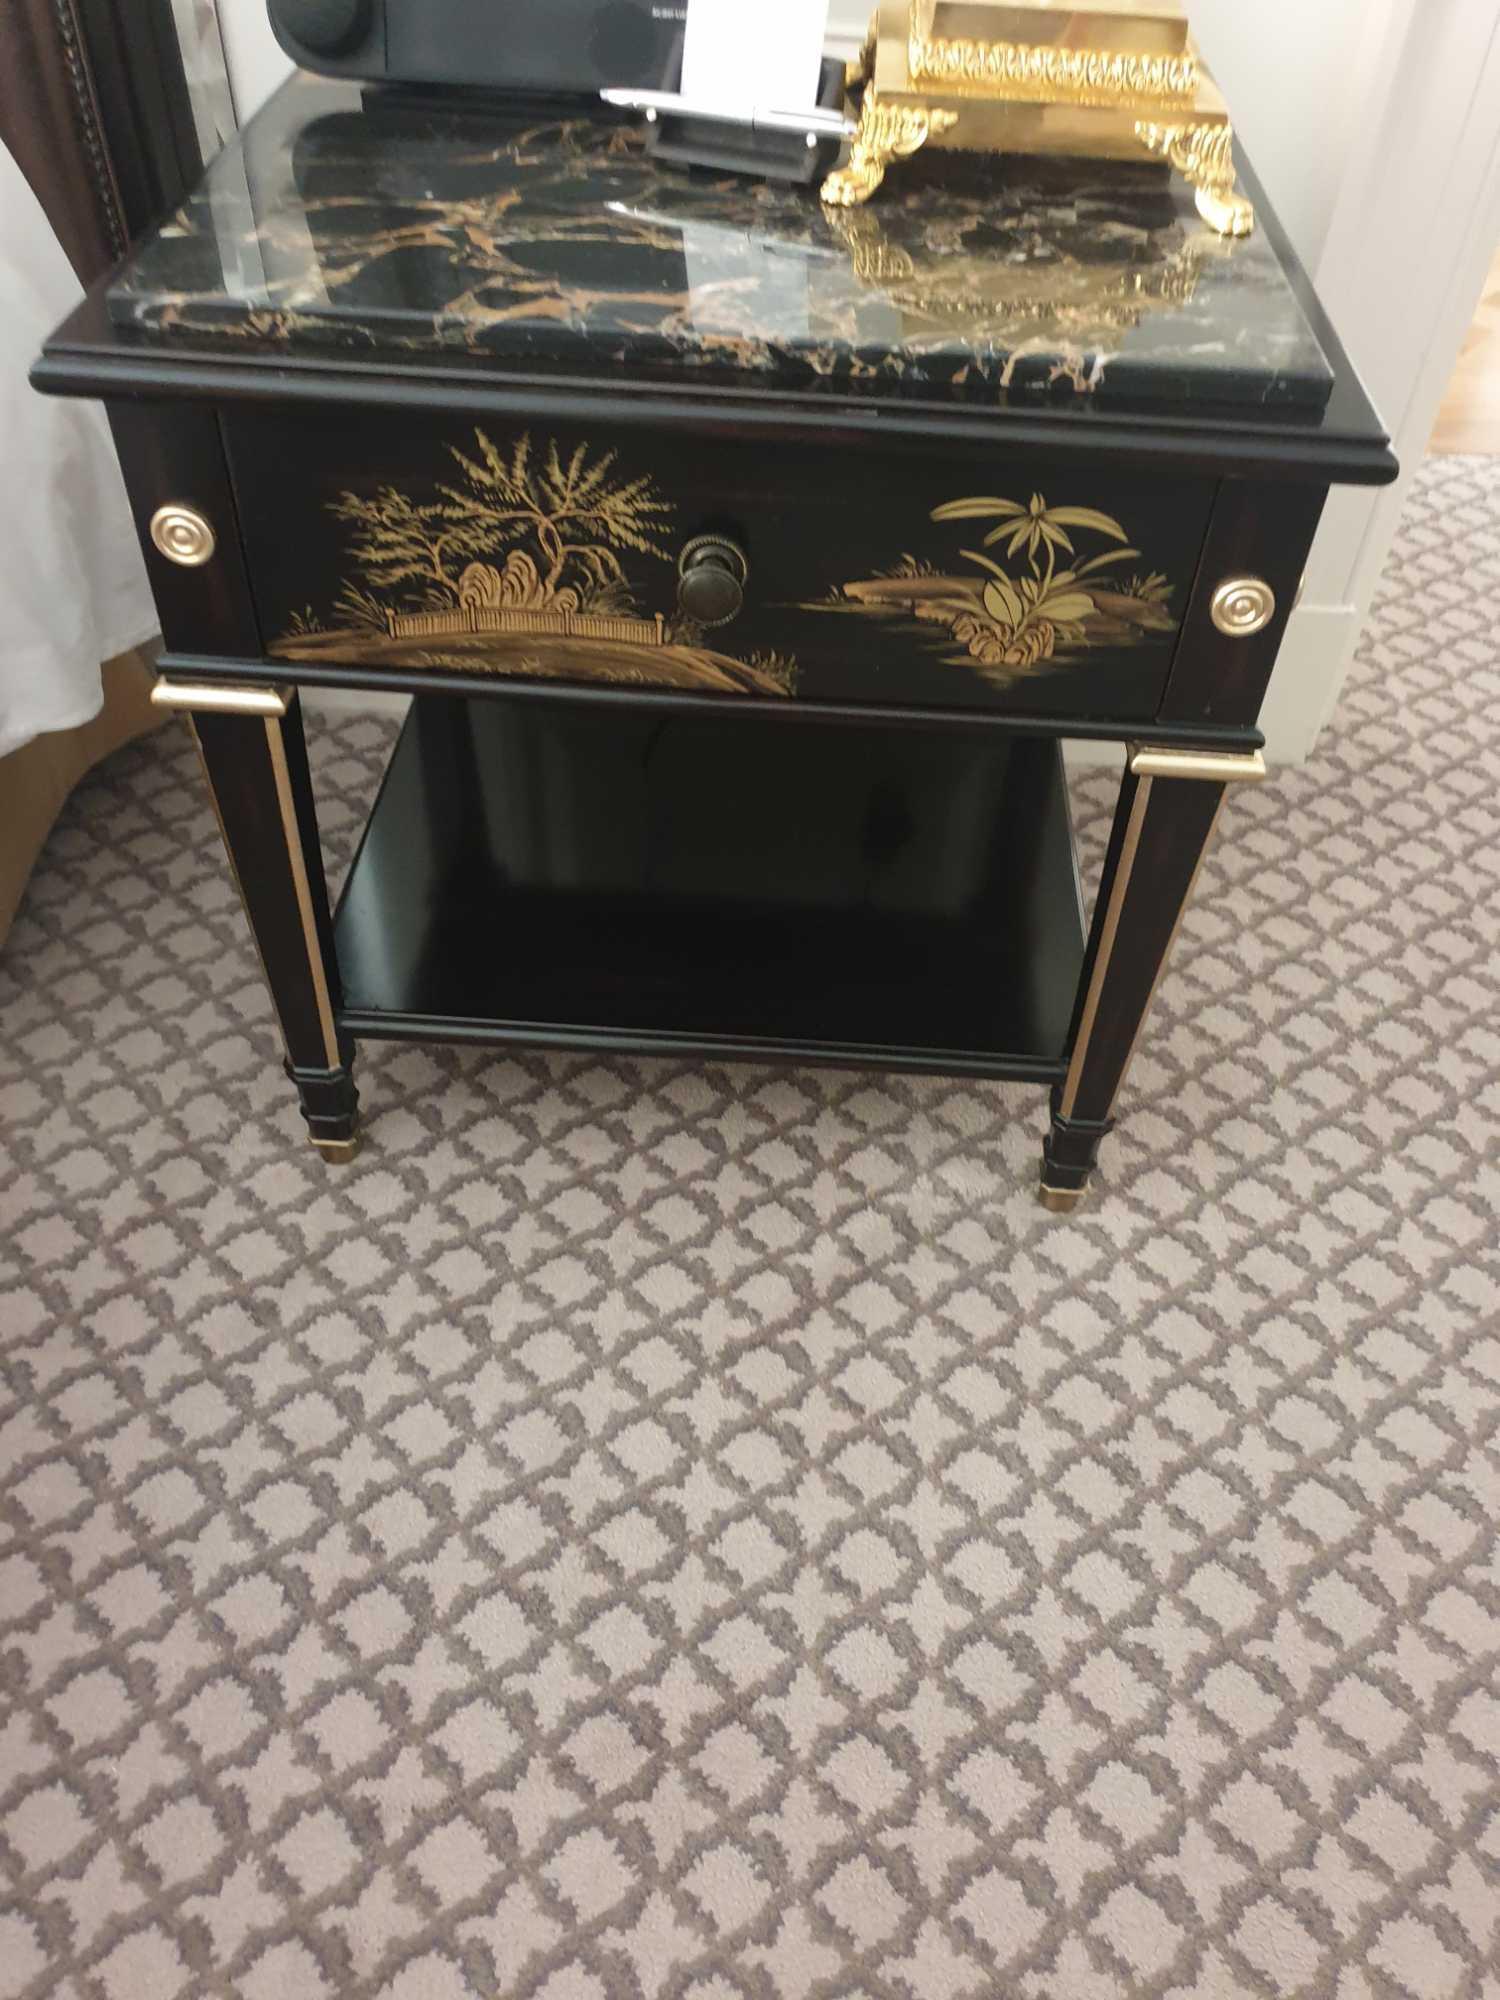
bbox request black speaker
[267,0,685,94]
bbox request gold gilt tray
[824,0,1254,238]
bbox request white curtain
[1,140,157,761]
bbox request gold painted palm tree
[930,492,1140,668]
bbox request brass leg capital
[1129,746,1268,784]
[153,677,291,718]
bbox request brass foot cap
[311,1136,361,1165]
[1039,1181,1086,1214]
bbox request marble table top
[105,72,1335,413]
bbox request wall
[1191,0,1378,270]
[219,0,291,117]
[1259,1,1500,758]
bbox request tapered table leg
[155,680,360,1160]
[1041,746,1266,1210]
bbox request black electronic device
[270,0,851,185]
[267,0,687,94]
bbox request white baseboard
[1255,602,1358,766]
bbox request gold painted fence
[386,608,668,645]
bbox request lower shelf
[331,695,1085,1079]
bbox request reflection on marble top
[106,72,1335,412]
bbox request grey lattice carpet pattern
[1,454,1498,2000]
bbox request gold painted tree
[328,430,674,619]
[327,483,491,615]
[439,431,674,608]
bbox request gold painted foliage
[329,430,674,620]
[930,492,1142,667]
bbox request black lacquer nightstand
[34,75,1396,1208]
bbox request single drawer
[224,407,1216,723]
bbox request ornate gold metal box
[824,0,1253,237]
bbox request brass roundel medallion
[1210,576,1276,639]
[150,503,217,569]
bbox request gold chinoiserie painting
[271,430,798,697]
[271,428,1180,702]
[803,490,1176,681]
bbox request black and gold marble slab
[105,72,1334,412]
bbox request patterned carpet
[1,455,1497,2000]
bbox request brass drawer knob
[677,535,748,628]
[1210,575,1276,638]
[150,503,217,568]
